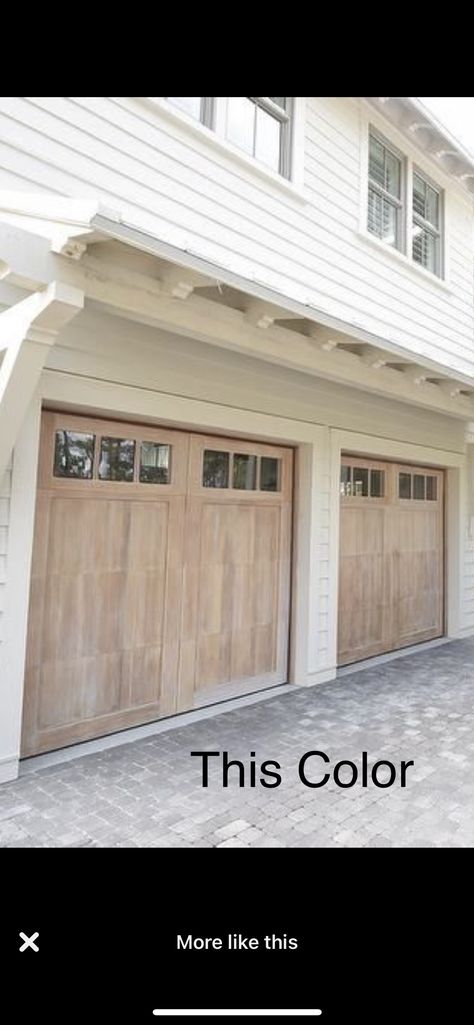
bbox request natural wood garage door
[21,413,293,756]
[338,456,444,666]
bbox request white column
[296,427,337,686]
[0,281,83,782]
[0,394,41,782]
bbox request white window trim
[359,111,449,285]
[142,97,306,201]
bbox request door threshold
[19,682,294,775]
[336,636,450,677]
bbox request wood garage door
[338,456,444,666]
[21,413,292,756]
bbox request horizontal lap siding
[0,96,472,374]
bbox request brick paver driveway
[2,639,474,848]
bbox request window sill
[140,97,308,204]
[356,229,453,294]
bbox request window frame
[223,97,293,179]
[367,128,405,253]
[411,165,443,278]
[365,122,445,280]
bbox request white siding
[0,461,12,645]
[0,96,472,376]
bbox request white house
[1,96,474,783]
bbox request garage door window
[260,456,280,492]
[139,442,171,484]
[53,430,95,479]
[98,437,136,482]
[233,453,257,490]
[202,450,281,491]
[399,472,438,501]
[203,450,230,488]
[340,464,385,498]
[399,472,412,499]
[426,476,437,501]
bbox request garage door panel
[22,414,293,755]
[48,499,130,574]
[179,437,292,712]
[122,645,163,707]
[196,631,232,690]
[42,571,126,662]
[122,571,167,648]
[338,458,443,665]
[38,652,125,729]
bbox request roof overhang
[1,190,474,420]
[366,98,474,195]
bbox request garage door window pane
[340,464,351,496]
[233,453,257,490]
[99,438,135,481]
[399,472,411,499]
[260,457,280,492]
[426,476,437,501]
[414,474,425,500]
[353,467,369,497]
[370,469,385,497]
[203,450,229,488]
[139,442,171,484]
[54,430,95,479]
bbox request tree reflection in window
[203,450,229,488]
[54,430,95,478]
[98,437,135,481]
[233,453,257,490]
[139,442,171,483]
[260,457,280,491]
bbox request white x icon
[19,932,39,952]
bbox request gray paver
[2,638,474,847]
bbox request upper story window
[366,127,443,278]
[368,132,403,250]
[412,171,441,275]
[164,97,294,179]
[225,97,292,176]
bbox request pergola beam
[1,222,474,420]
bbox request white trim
[140,97,307,203]
[304,667,337,687]
[0,755,19,783]
[0,392,42,783]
